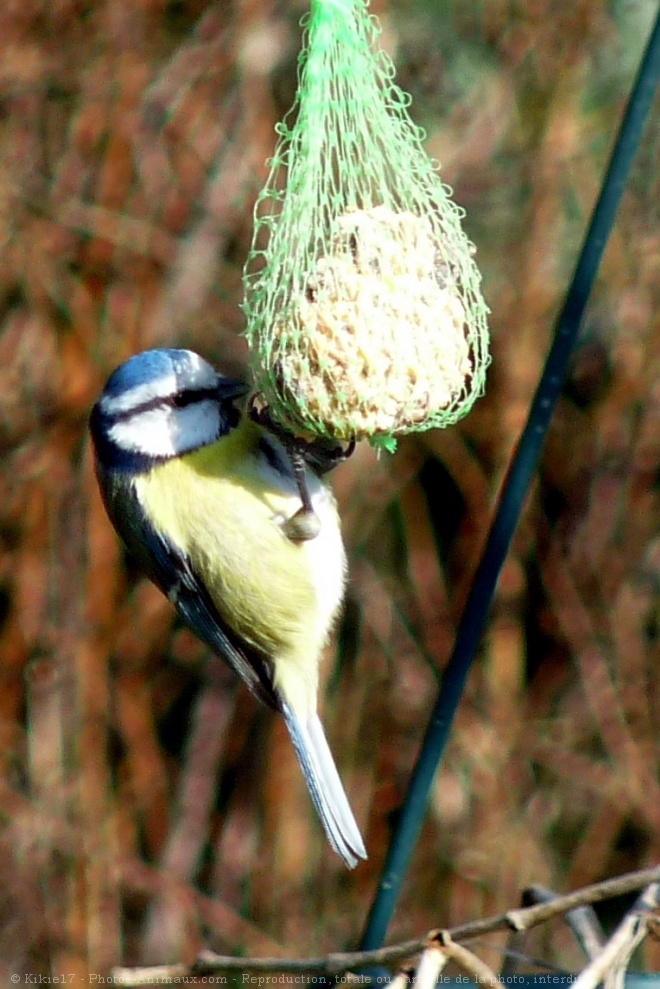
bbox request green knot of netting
[243,0,490,450]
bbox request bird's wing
[157,534,280,710]
[100,467,280,710]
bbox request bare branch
[112,864,660,986]
[415,942,448,989]
[504,867,660,932]
[523,883,606,960]
[573,884,660,989]
[436,932,500,986]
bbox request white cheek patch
[168,400,221,452]
[109,400,220,457]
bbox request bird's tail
[281,702,367,869]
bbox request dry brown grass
[0,0,658,980]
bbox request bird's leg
[282,448,322,542]
[247,394,355,543]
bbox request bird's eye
[171,390,199,409]
[169,387,216,410]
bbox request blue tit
[89,348,366,868]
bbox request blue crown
[103,348,196,396]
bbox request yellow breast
[134,423,346,709]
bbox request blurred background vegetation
[0,0,658,981]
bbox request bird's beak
[216,378,250,401]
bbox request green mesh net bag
[243,0,490,450]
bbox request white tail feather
[282,703,367,868]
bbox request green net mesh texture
[243,0,490,447]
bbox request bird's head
[90,348,248,471]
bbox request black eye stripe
[110,386,219,422]
[170,387,216,408]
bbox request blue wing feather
[97,464,279,710]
